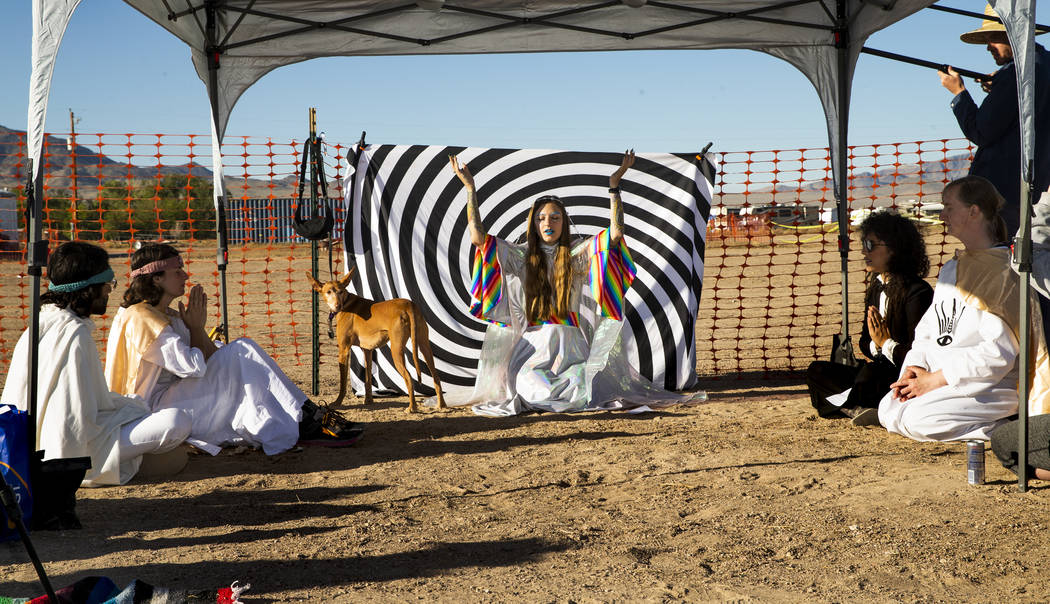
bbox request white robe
[106,307,306,455]
[878,259,1019,441]
[462,234,694,417]
[1,305,149,486]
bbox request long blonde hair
[524,196,573,323]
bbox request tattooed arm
[608,150,635,243]
[449,155,487,247]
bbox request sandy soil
[3,234,1047,602]
[2,374,1048,602]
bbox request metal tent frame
[24,0,1043,490]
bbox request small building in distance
[0,188,17,235]
[0,188,18,255]
[746,203,823,225]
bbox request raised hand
[450,154,487,246]
[979,72,995,94]
[449,155,476,191]
[610,149,636,188]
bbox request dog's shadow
[327,393,413,413]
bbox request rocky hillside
[0,125,304,199]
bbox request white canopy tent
[25,1,1043,488]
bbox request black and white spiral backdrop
[340,145,712,396]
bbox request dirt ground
[3,236,1049,602]
[2,372,1049,602]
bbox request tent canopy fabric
[31,0,933,179]
[135,0,932,144]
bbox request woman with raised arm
[877,176,1050,441]
[448,151,695,416]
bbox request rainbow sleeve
[590,229,636,321]
[469,234,504,323]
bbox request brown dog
[307,270,446,413]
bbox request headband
[47,267,115,293]
[129,256,183,278]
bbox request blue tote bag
[0,405,33,541]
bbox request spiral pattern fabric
[341,145,712,394]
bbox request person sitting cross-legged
[877,176,1050,441]
[105,243,362,453]
[1,241,191,486]
[806,210,933,423]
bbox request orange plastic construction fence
[0,132,974,380]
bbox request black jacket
[952,44,1050,236]
[858,276,934,368]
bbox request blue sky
[2,2,1047,154]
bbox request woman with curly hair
[806,210,934,422]
[447,151,696,416]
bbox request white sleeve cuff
[881,339,898,364]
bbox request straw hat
[960,4,1008,44]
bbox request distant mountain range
[0,124,971,204]
[0,125,302,199]
[771,155,971,196]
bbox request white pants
[118,408,192,462]
[152,338,305,455]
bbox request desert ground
[3,233,1049,602]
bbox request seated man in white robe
[1,241,192,487]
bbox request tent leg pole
[204,1,229,344]
[1016,173,1034,493]
[311,240,320,396]
[832,0,853,364]
[308,109,321,397]
[0,474,56,602]
[216,195,230,343]
[24,160,46,455]
[21,159,60,604]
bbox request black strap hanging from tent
[293,113,334,243]
[293,108,337,287]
